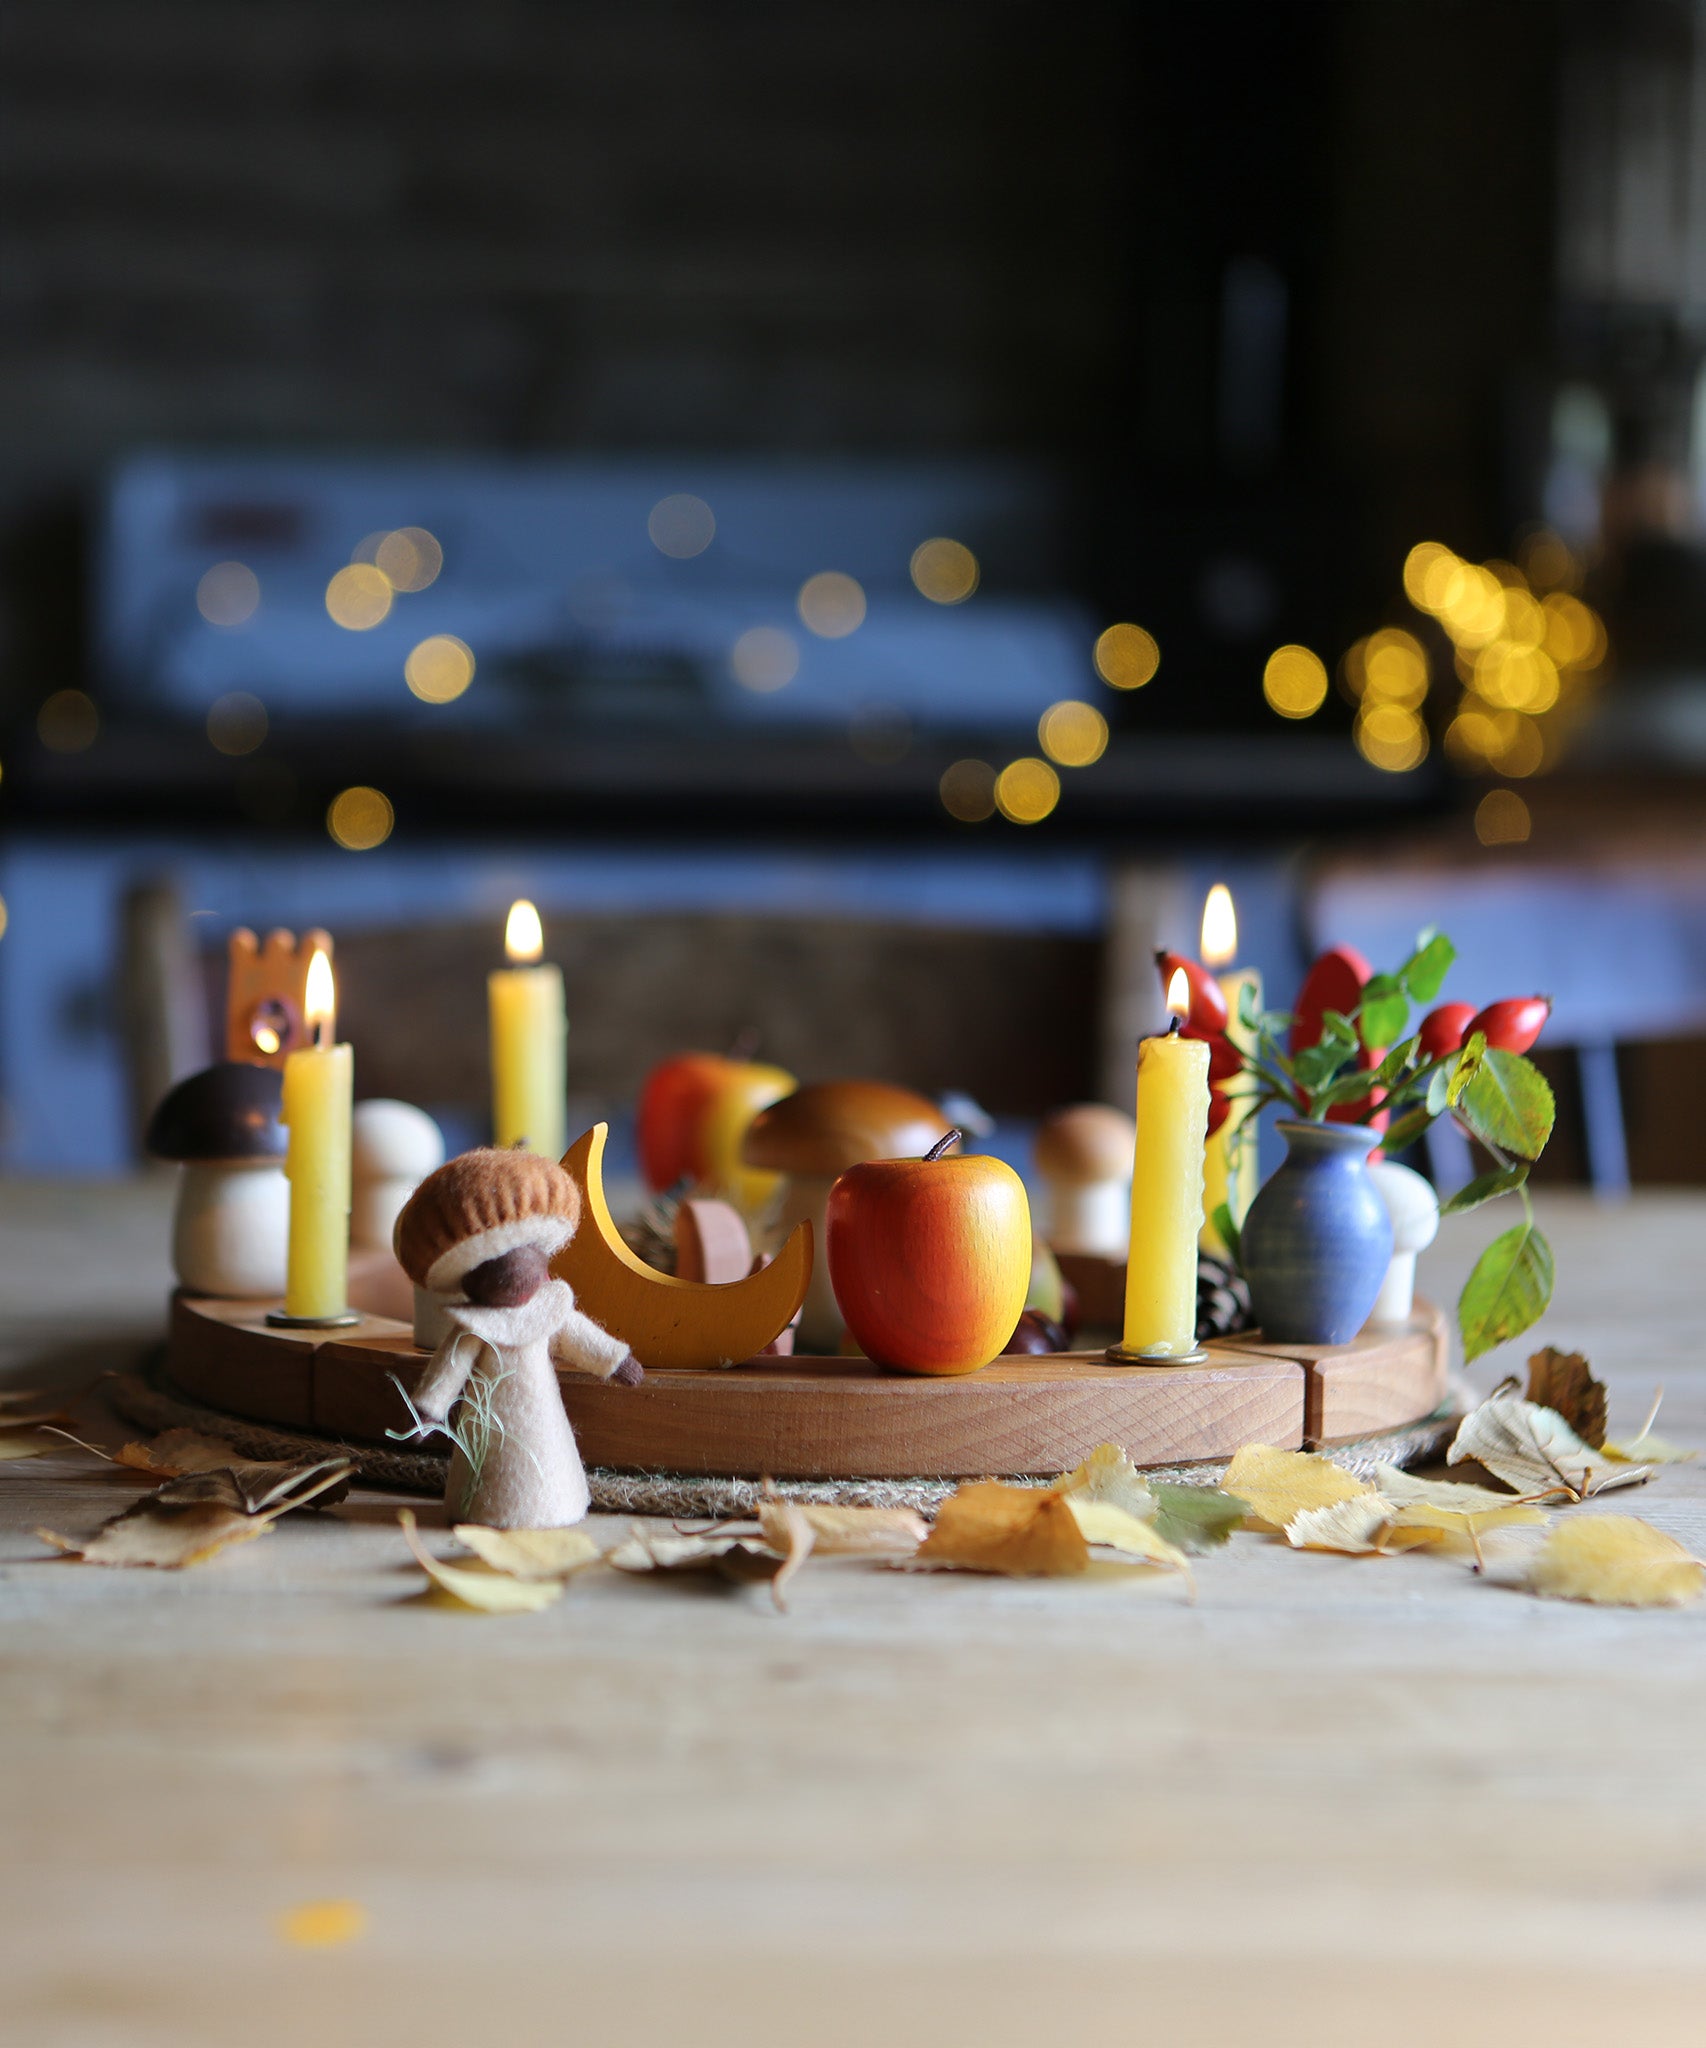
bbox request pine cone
[1196,1252,1253,1342]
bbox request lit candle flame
[304,949,335,1047]
[505,899,543,965]
[1201,883,1237,969]
[1165,966,1191,1018]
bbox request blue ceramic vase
[1240,1120,1395,1345]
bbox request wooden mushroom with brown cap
[394,1148,643,1528]
[741,1080,951,1350]
[145,1062,290,1298]
[1033,1103,1136,1259]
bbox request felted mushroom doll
[394,1148,643,1528]
[1033,1103,1137,1259]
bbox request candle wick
[1166,1015,1183,1037]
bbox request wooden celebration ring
[161,1288,1449,1481]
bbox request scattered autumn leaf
[0,1390,68,1429]
[755,1497,928,1556]
[452,1524,602,1579]
[0,1430,60,1462]
[116,1428,253,1478]
[1525,1347,1607,1448]
[38,1500,273,1568]
[399,1509,564,1612]
[1062,1497,1193,1586]
[1370,1463,1549,1561]
[916,1482,1090,1576]
[1150,1482,1245,1553]
[1449,1381,1650,1500]
[1284,1498,1398,1553]
[1049,1442,1157,1521]
[154,1455,354,1517]
[1220,1444,1377,1532]
[607,1528,783,1590]
[1524,1516,1705,1609]
[1602,1392,1698,1466]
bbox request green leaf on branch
[1210,1203,1241,1269]
[1425,1063,1453,1117]
[1359,973,1409,1050]
[1458,1049,1555,1162]
[1459,1220,1555,1362]
[1373,1037,1418,1088]
[1382,1105,1433,1154]
[1446,1034,1485,1107]
[1440,1163,1529,1216]
[1400,930,1456,1004]
[1319,1010,1360,1056]
[1292,1042,1351,1093]
[1307,1068,1387,1113]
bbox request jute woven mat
[106,1359,1464,1518]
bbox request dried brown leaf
[399,1509,564,1612]
[154,1455,355,1517]
[452,1525,602,1579]
[756,1497,928,1557]
[38,1500,273,1568]
[115,1428,253,1477]
[915,1482,1090,1576]
[1049,1442,1157,1522]
[1449,1382,1649,1500]
[607,1528,783,1589]
[1525,1347,1607,1449]
[0,1387,56,1416]
[1524,1515,1705,1608]
[1220,1444,1377,1532]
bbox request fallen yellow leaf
[1284,1498,1396,1553]
[116,1428,254,1477]
[1602,1391,1697,1466]
[916,1482,1090,1576]
[1220,1444,1376,1531]
[1049,1442,1157,1521]
[1449,1383,1650,1500]
[1371,1465,1550,1555]
[0,1430,59,1462]
[1525,1516,1705,1608]
[1063,1496,1192,1577]
[1525,1347,1606,1448]
[38,1501,273,1568]
[399,1509,564,1612]
[452,1525,601,1579]
[607,1528,783,1588]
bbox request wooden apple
[825,1133,1032,1376]
[698,1060,796,1216]
[637,1051,730,1191]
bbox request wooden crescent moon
[552,1122,813,1370]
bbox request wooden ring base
[162,1289,1450,1481]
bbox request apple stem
[924,1130,962,1163]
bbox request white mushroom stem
[1042,1176,1131,1259]
[172,1158,290,1298]
[1368,1160,1441,1324]
[775,1172,841,1351]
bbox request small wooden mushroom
[145,1063,289,1298]
[394,1149,643,1528]
[351,1099,445,1252]
[1033,1103,1136,1259]
[1368,1160,1440,1324]
[741,1080,951,1351]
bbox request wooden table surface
[3,1178,1704,2047]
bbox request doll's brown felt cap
[395,1147,581,1294]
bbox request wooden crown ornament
[225,926,334,1066]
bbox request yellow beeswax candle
[280,950,353,1321]
[489,899,566,1159]
[1121,1016,1210,1360]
